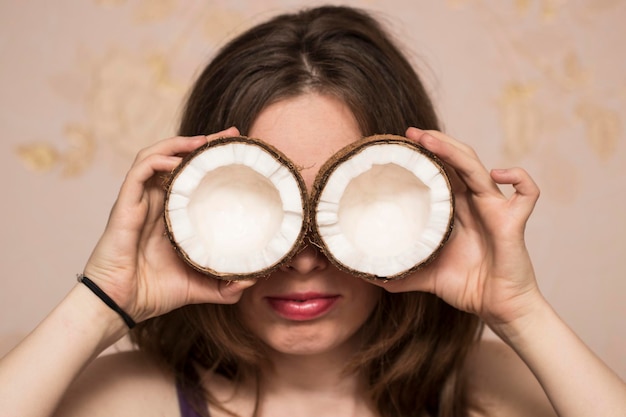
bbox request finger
[491,167,540,215]
[118,127,242,210]
[134,126,241,164]
[368,267,437,295]
[186,274,257,305]
[206,126,240,142]
[407,127,474,155]
[134,135,207,164]
[406,127,501,198]
[118,154,183,208]
[405,128,467,195]
[217,279,258,303]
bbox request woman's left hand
[374,127,543,331]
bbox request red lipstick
[266,293,339,321]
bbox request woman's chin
[259,324,362,358]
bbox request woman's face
[237,93,382,357]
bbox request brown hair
[132,5,482,417]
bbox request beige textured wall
[1,0,624,378]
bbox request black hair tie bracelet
[77,274,136,329]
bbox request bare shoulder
[464,338,557,417]
[53,349,178,417]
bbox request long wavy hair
[131,5,482,417]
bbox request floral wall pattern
[1,0,624,377]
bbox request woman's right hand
[82,127,256,325]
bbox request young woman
[1,5,624,417]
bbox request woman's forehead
[248,93,361,188]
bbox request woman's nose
[280,244,328,274]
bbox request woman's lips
[266,293,340,321]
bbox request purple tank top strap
[176,382,208,417]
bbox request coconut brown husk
[310,134,455,281]
[163,136,309,280]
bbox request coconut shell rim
[310,134,455,281]
[163,135,310,281]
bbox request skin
[0,93,624,417]
[235,94,382,416]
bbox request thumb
[370,268,437,295]
[217,279,257,303]
[186,273,257,305]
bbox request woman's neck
[255,344,376,417]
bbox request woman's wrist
[486,289,626,417]
[0,282,130,417]
[77,274,136,329]
[484,288,553,349]
[70,282,132,349]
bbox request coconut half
[311,134,454,280]
[164,136,308,280]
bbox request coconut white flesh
[316,143,452,277]
[166,142,304,275]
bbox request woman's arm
[0,128,256,417]
[378,127,626,416]
[494,295,626,417]
[0,285,127,417]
